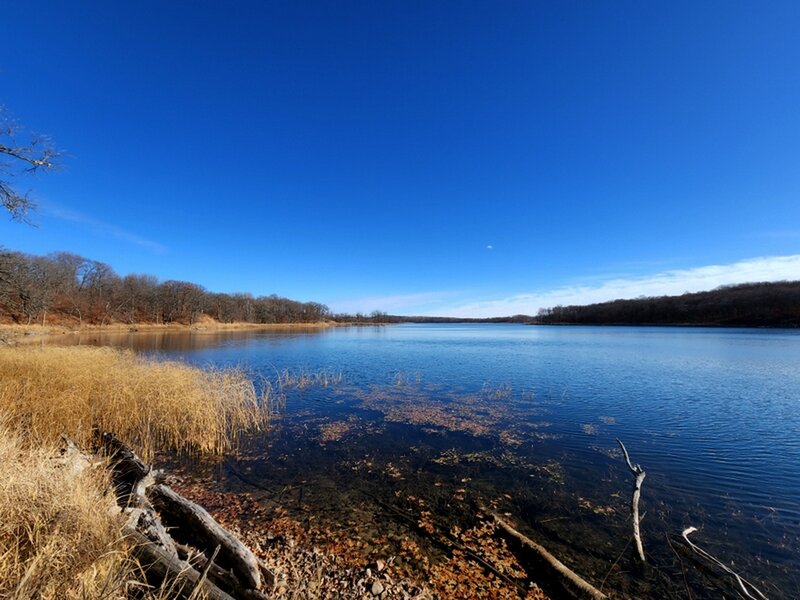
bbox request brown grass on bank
[0,425,127,600]
[0,319,342,344]
[0,345,270,597]
[0,345,267,461]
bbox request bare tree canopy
[0,107,60,222]
[0,247,331,326]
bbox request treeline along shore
[367,281,800,327]
[3,247,799,329]
[0,247,331,326]
[370,282,800,327]
[532,281,800,327]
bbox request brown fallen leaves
[173,478,551,599]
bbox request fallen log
[148,483,262,590]
[96,431,151,506]
[58,435,97,476]
[125,507,178,560]
[126,529,236,600]
[492,513,608,600]
[176,543,273,600]
[58,434,270,597]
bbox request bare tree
[0,107,61,222]
[1,247,338,326]
[0,249,49,324]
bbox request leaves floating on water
[578,497,616,516]
[318,419,356,443]
[358,383,553,443]
[500,430,524,446]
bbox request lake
[52,324,800,598]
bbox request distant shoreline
[3,317,797,345]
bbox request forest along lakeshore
[29,323,799,599]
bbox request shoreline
[0,320,386,343]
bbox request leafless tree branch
[0,107,61,222]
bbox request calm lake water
[53,324,800,598]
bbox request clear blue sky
[2,1,799,316]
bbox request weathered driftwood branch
[681,527,768,600]
[96,430,151,506]
[176,543,273,600]
[61,434,272,597]
[148,483,262,590]
[125,507,178,560]
[492,513,608,600]
[58,435,97,475]
[126,529,235,600]
[617,438,646,563]
[193,545,221,600]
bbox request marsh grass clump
[481,382,513,401]
[0,345,266,461]
[0,425,127,600]
[392,370,422,387]
[278,367,343,390]
[0,346,270,599]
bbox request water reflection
[45,326,334,352]
[45,324,800,598]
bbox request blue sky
[2,1,799,316]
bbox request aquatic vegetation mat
[185,375,799,599]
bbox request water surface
[53,324,800,598]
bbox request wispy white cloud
[432,254,800,318]
[44,204,167,253]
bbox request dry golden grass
[0,424,128,600]
[0,345,267,461]
[0,345,271,598]
[0,320,341,345]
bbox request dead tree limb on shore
[491,513,608,600]
[124,507,178,560]
[126,529,235,600]
[59,434,274,597]
[95,430,155,506]
[681,527,768,600]
[148,483,262,590]
[617,438,646,563]
[175,543,273,600]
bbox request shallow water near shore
[52,324,800,598]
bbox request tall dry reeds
[0,425,127,600]
[277,367,343,390]
[0,345,267,461]
[0,345,271,598]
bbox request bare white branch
[681,527,768,600]
[617,438,646,563]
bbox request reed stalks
[277,367,343,390]
[0,345,267,461]
[0,345,273,598]
[0,424,127,600]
